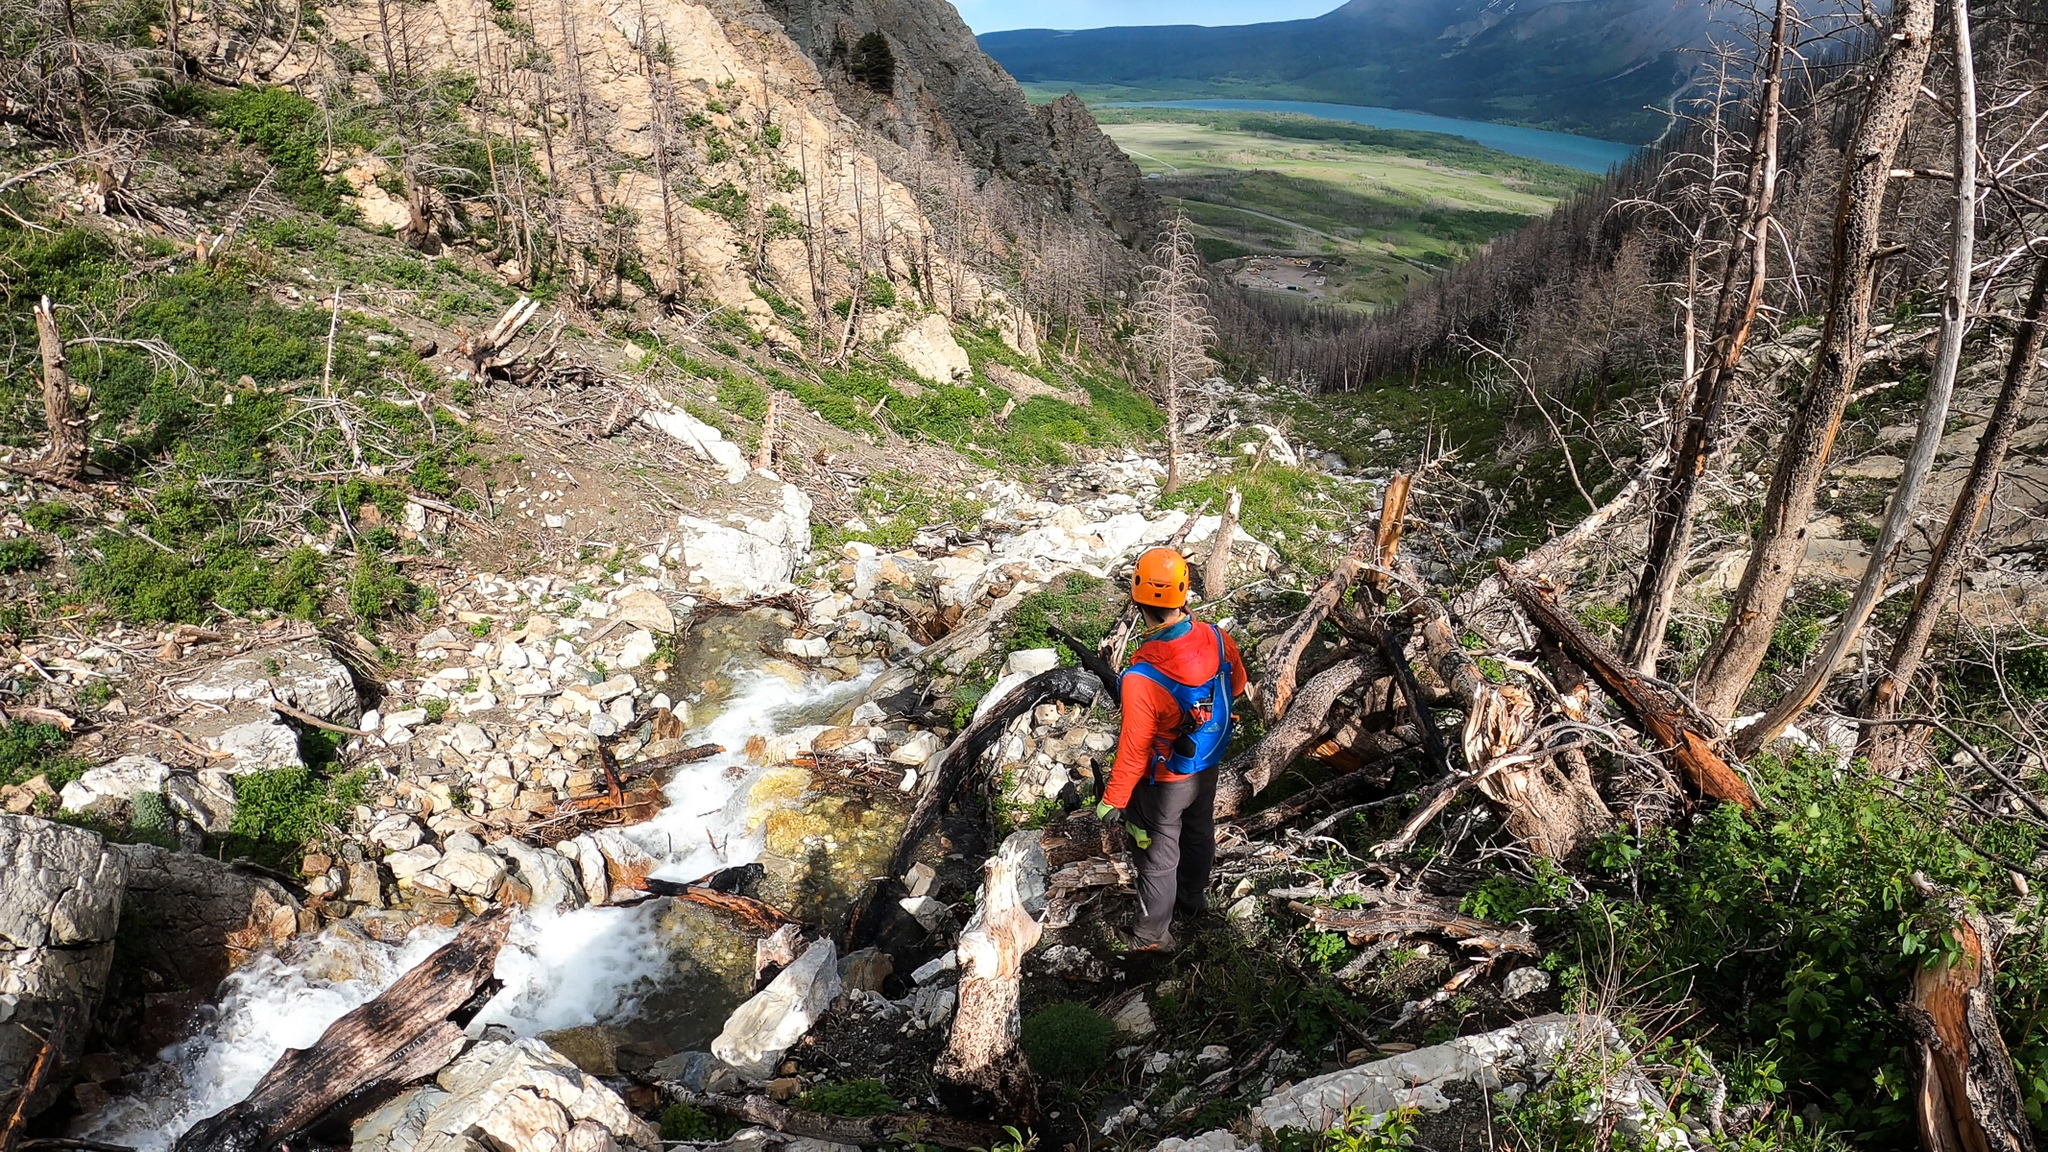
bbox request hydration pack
[1120,623,1233,776]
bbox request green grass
[1094,110,1587,309]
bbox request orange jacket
[1103,619,1248,809]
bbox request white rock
[498,643,532,670]
[385,844,443,880]
[639,405,749,485]
[172,642,360,723]
[897,768,917,791]
[384,708,429,733]
[898,895,950,931]
[606,696,634,726]
[615,630,658,670]
[783,636,829,659]
[207,716,304,771]
[367,813,424,852]
[1152,1131,1250,1152]
[452,723,495,755]
[59,755,170,814]
[1111,996,1155,1036]
[1004,648,1060,678]
[1196,1044,1232,1072]
[675,484,813,599]
[614,590,675,634]
[712,939,842,1079]
[1504,966,1553,1000]
[434,848,508,897]
[911,950,956,984]
[889,312,972,383]
[888,731,943,767]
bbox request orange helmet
[1131,547,1190,608]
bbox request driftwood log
[935,832,1044,1121]
[1285,901,1538,960]
[630,864,797,933]
[1256,531,1376,722]
[1496,560,1756,808]
[1902,898,2035,1152]
[1216,653,1387,818]
[171,909,513,1152]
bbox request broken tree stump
[1903,899,2034,1152]
[171,908,513,1152]
[935,831,1045,1121]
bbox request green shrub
[224,767,363,866]
[348,553,415,624]
[1020,1002,1115,1079]
[0,723,85,790]
[213,87,360,218]
[794,1078,899,1115]
[21,502,75,532]
[658,1103,722,1139]
[0,539,49,573]
[1003,572,1121,662]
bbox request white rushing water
[88,662,875,1151]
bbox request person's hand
[1095,800,1117,821]
[1124,822,1152,850]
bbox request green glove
[1124,822,1152,850]
[1095,800,1117,821]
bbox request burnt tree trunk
[934,832,1043,1122]
[1690,0,1938,718]
[1215,654,1385,818]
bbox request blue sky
[956,0,1344,33]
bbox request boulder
[435,849,508,898]
[888,731,943,767]
[368,813,426,853]
[0,815,127,1117]
[387,843,444,881]
[614,590,675,634]
[58,754,170,815]
[711,938,841,1079]
[493,837,586,913]
[1253,1014,1688,1147]
[111,841,301,1003]
[172,641,361,724]
[165,769,238,833]
[677,483,814,599]
[645,1050,743,1095]
[640,405,750,485]
[889,312,972,383]
[538,1024,628,1076]
[352,1037,658,1152]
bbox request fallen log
[887,667,1105,878]
[1216,654,1386,818]
[619,742,725,778]
[1229,731,1418,838]
[632,865,797,933]
[172,908,512,1152]
[935,832,1044,1121]
[1285,900,1537,959]
[1495,560,1756,808]
[663,1092,1004,1149]
[1902,896,2034,1152]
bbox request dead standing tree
[1738,0,1980,755]
[1133,212,1215,495]
[1688,0,1939,719]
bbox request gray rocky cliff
[0,815,127,1118]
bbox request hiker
[1095,546,1249,952]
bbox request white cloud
[956,0,1344,33]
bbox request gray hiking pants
[1125,769,1218,946]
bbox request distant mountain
[978,0,1720,144]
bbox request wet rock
[538,1024,628,1076]
[173,641,361,723]
[783,636,829,659]
[494,837,585,913]
[0,815,127,1118]
[347,861,386,907]
[712,938,841,1079]
[353,1037,658,1152]
[559,836,611,906]
[646,1050,743,1094]
[58,755,170,815]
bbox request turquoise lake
[1110,99,1638,173]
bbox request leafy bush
[1020,1001,1115,1078]
[1002,572,1122,661]
[794,1078,899,1115]
[224,767,364,865]
[1552,750,2046,1138]
[657,1103,723,1139]
[213,87,360,218]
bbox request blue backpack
[1120,623,1234,777]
